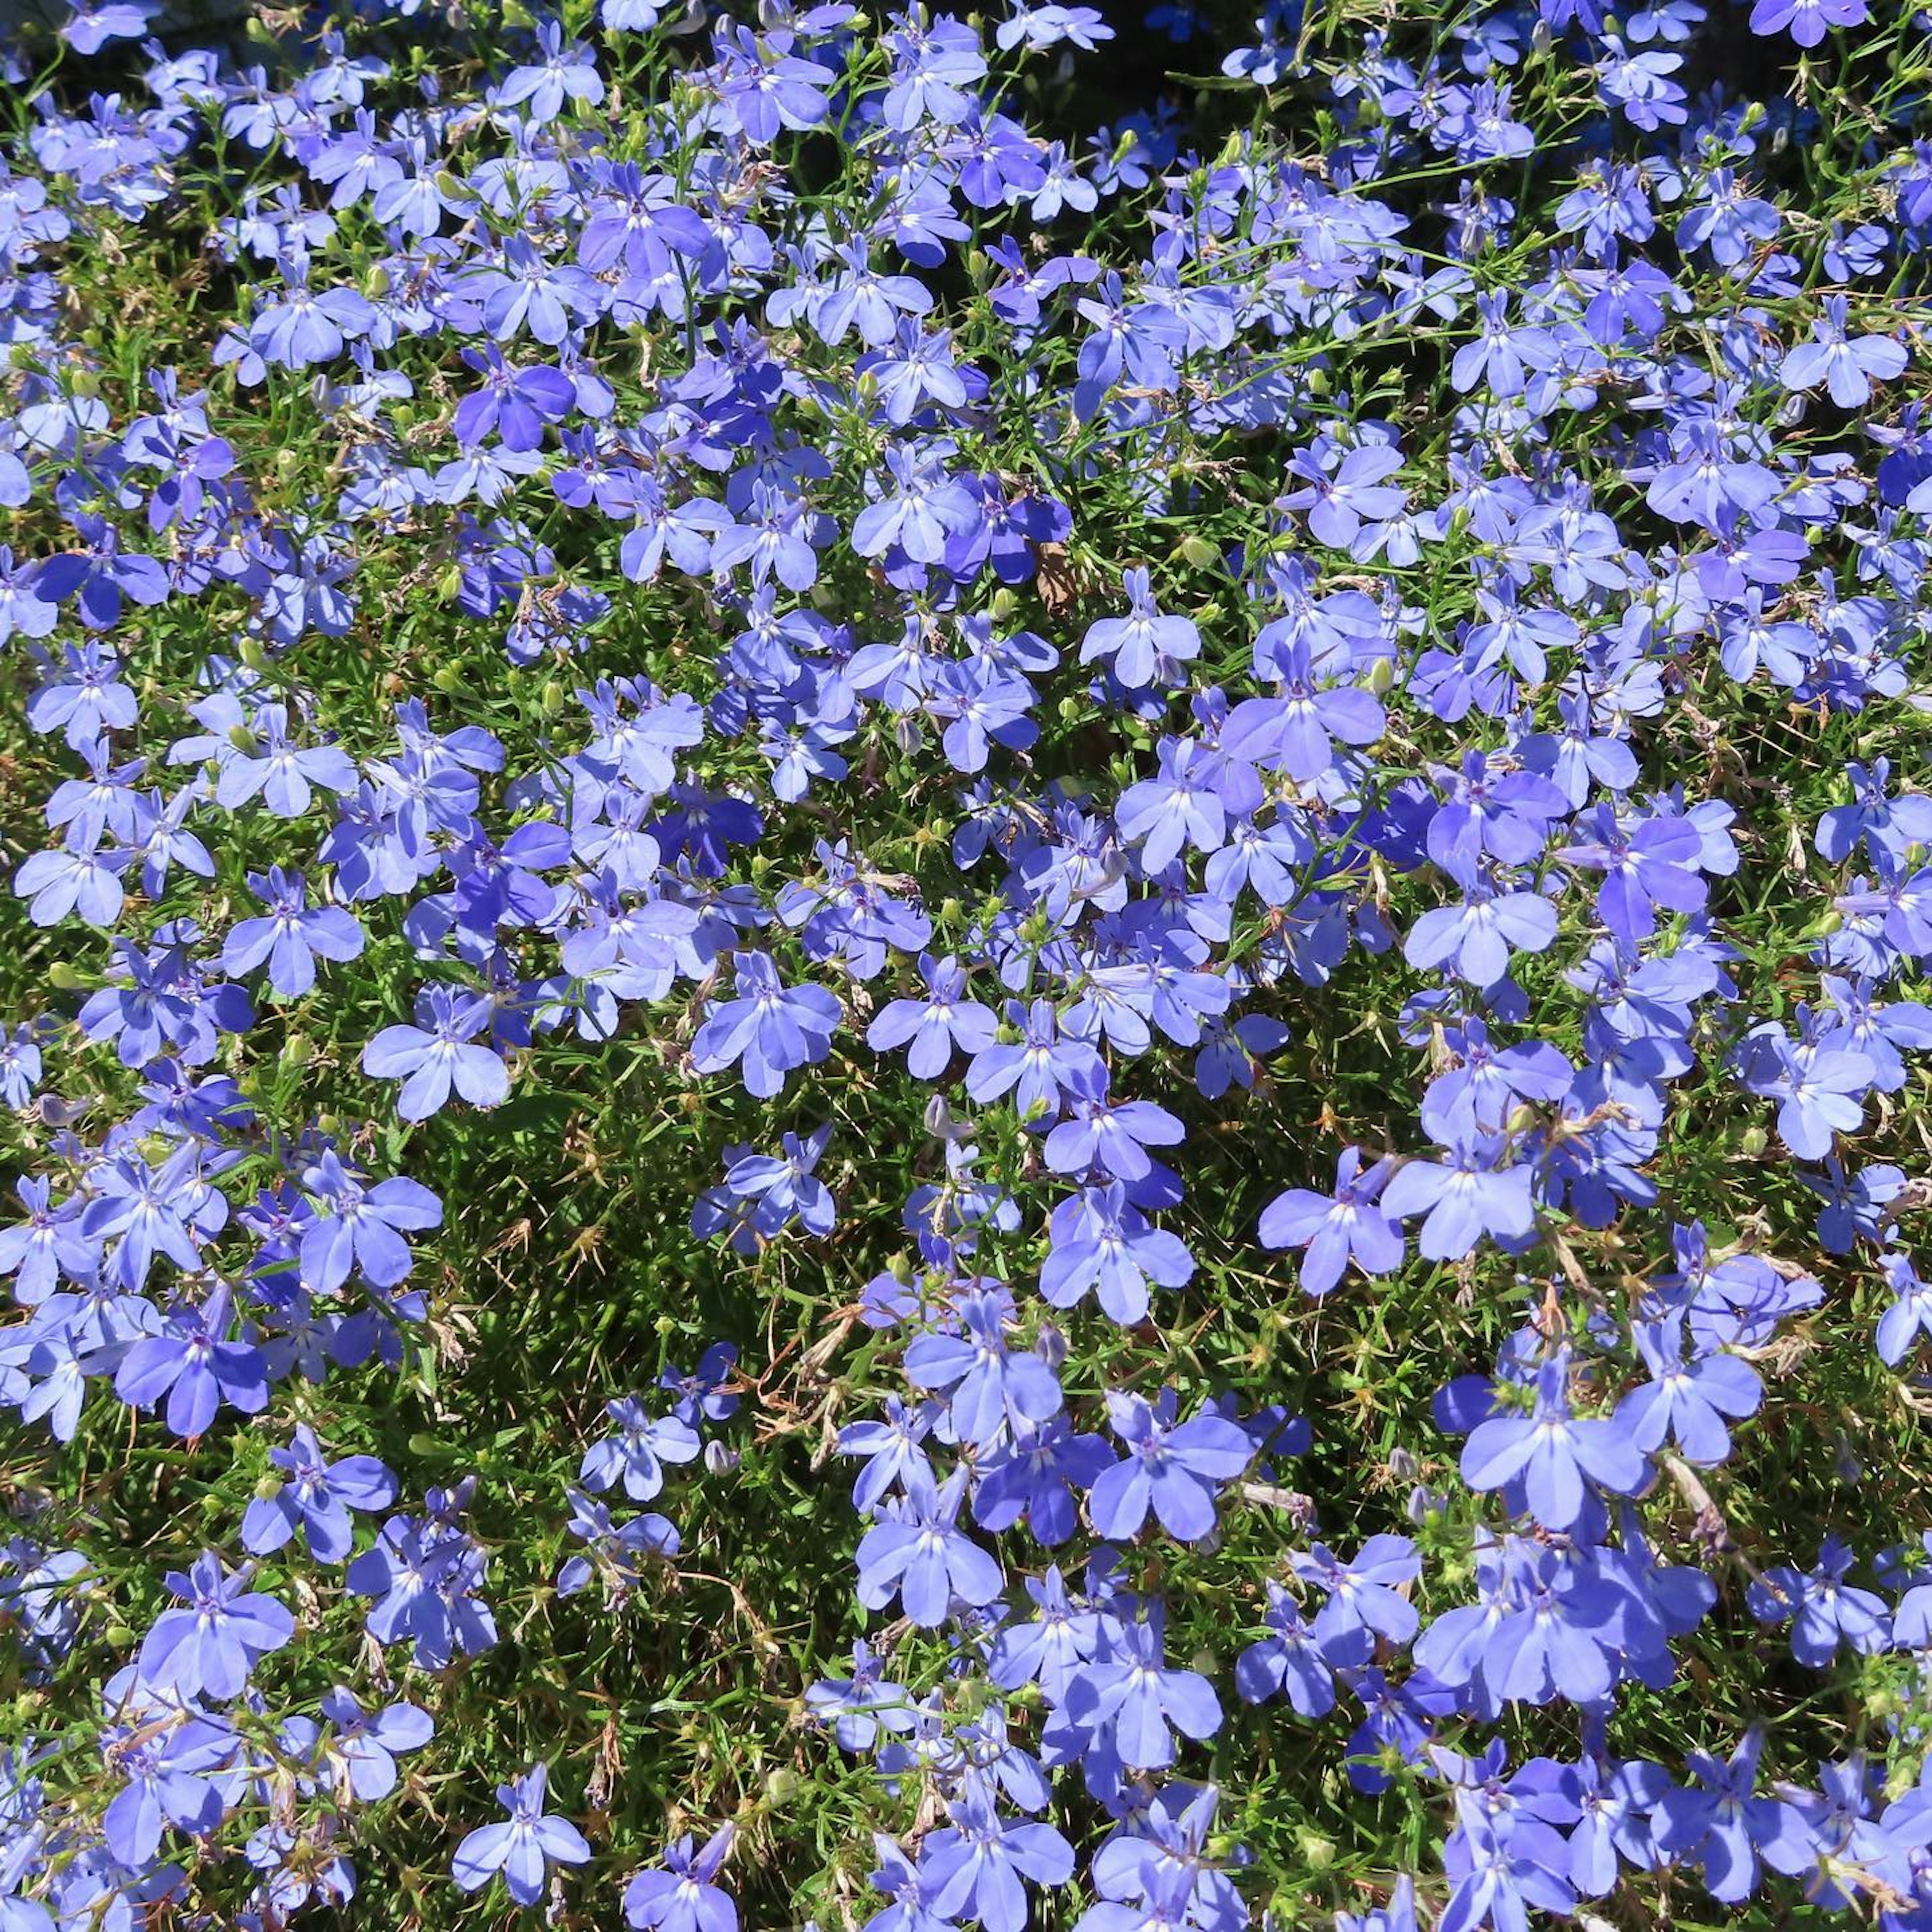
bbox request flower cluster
[1,0,1931,1927]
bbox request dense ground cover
[4,0,1932,1927]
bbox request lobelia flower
[1063,1601,1222,1770]
[1042,1181,1194,1325]
[114,1281,269,1439]
[1404,880,1559,986]
[1654,1731,1785,1908]
[807,1642,919,1754]
[1475,1546,1623,1706]
[1460,1354,1648,1530]
[903,1284,1063,1446]
[1616,1319,1761,1465]
[1117,741,1229,872]
[316,1687,434,1802]
[25,642,139,749]
[918,1792,1074,1932]
[360,986,510,1120]
[624,1824,738,1932]
[1042,1083,1185,1185]
[1732,1023,1875,1161]
[348,1506,498,1669]
[863,1833,957,1932]
[1281,441,1408,550]
[868,954,1000,1078]
[240,1424,397,1562]
[855,1464,1004,1627]
[1421,1021,1575,1142]
[1378,1134,1538,1261]
[1293,1534,1422,1653]
[581,1396,702,1501]
[1088,1389,1253,1543]
[557,1488,680,1598]
[1762,1756,1900,1911]
[973,1414,1114,1545]
[838,1395,941,1513]
[1236,1581,1338,1715]
[1258,1147,1402,1297]
[101,1696,238,1867]
[495,21,605,122]
[1747,1536,1891,1666]
[1220,638,1385,784]
[1780,295,1906,408]
[135,1552,294,1702]
[659,1342,740,1427]
[1440,1808,1577,1932]
[219,866,365,998]
[1747,0,1868,46]
[1877,1249,1932,1365]
[299,1151,444,1293]
[214,703,359,818]
[14,841,131,930]
[0,1020,45,1112]
[0,1175,89,1305]
[1558,804,1709,948]
[709,1128,838,1243]
[690,950,841,1098]
[451,1764,591,1907]
[1079,568,1200,690]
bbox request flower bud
[1296,1830,1336,1873]
[704,1440,741,1478]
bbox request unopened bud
[1297,1831,1336,1873]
